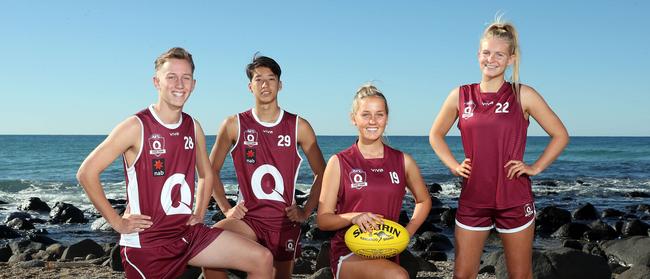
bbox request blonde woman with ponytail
[429,18,569,279]
[318,84,431,279]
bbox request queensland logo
[349,169,368,190]
[243,129,258,146]
[461,100,476,119]
[148,134,166,156]
[152,159,165,176]
[285,239,295,252]
[245,148,256,164]
[352,223,401,241]
[524,203,535,217]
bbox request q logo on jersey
[461,100,476,119]
[285,239,295,252]
[350,169,368,190]
[148,134,167,157]
[244,129,258,146]
[524,203,535,217]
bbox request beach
[1,135,649,278]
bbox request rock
[308,267,333,279]
[582,242,606,258]
[3,212,32,223]
[177,266,202,279]
[600,236,650,266]
[440,208,456,227]
[0,225,20,239]
[306,227,335,241]
[6,218,35,230]
[61,239,105,260]
[538,180,558,186]
[399,249,437,279]
[421,250,447,261]
[551,222,590,239]
[413,231,453,251]
[608,262,630,275]
[293,257,313,274]
[91,217,114,231]
[535,206,572,235]
[18,197,51,213]
[46,243,66,259]
[584,220,618,241]
[427,183,443,194]
[573,203,599,221]
[49,202,87,224]
[622,219,650,237]
[314,241,330,271]
[8,252,32,263]
[478,265,495,274]
[0,245,11,262]
[110,244,123,271]
[399,210,410,226]
[429,196,444,208]
[625,191,650,198]
[0,200,7,204]
[617,265,650,279]
[601,208,625,218]
[27,233,58,246]
[9,240,45,254]
[637,204,650,213]
[107,198,127,205]
[31,250,54,261]
[301,246,319,260]
[562,240,583,250]
[491,248,609,279]
[16,259,45,268]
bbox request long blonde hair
[481,16,521,96]
[351,83,389,116]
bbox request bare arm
[316,156,382,233]
[429,88,471,177]
[287,117,326,222]
[190,119,213,224]
[403,153,432,236]
[206,115,247,218]
[506,85,569,178]
[76,117,152,234]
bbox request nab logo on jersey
[152,159,165,176]
[350,169,368,190]
[462,100,475,119]
[148,134,167,157]
[244,129,259,146]
[245,148,256,164]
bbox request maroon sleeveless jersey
[457,82,532,209]
[330,143,407,261]
[231,109,302,230]
[120,105,197,248]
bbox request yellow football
[344,218,410,259]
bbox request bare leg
[500,222,534,279]
[202,219,260,279]
[338,254,408,279]
[453,225,491,279]
[188,230,273,279]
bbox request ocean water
[0,135,649,247]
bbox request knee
[256,248,273,270]
[453,270,477,279]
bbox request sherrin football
[344,218,410,259]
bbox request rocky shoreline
[1,184,650,278]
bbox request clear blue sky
[2,1,649,136]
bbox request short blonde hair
[154,47,195,73]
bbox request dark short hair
[245,53,281,81]
[155,47,195,73]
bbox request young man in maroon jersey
[203,54,326,279]
[77,47,273,279]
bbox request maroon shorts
[455,202,536,233]
[121,224,223,279]
[243,217,301,261]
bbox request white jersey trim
[148,104,182,129]
[231,114,242,203]
[455,219,494,231]
[336,252,355,279]
[123,247,147,278]
[293,115,303,205]
[252,108,284,127]
[120,116,144,248]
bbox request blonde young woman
[318,84,431,279]
[429,19,569,279]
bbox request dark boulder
[600,236,650,266]
[535,206,571,235]
[18,197,50,213]
[440,208,456,227]
[110,244,123,271]
[0,245,11,262]
[584,220,618,241]
[61,238,105,260]
[573,203,599,221]
[601,208,625,218]
[314,241,330,271]
[49,202,86,224]
[551,222,590,239]
[622,219,650,237]
[625,191,650,198]
[6,218,35,230]
[617,265,650,279]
